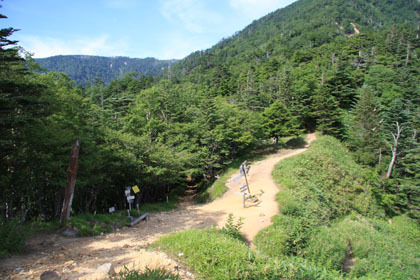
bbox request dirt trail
[1,134,315,280]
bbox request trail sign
[132,185,140,193]
[109,207,115,213]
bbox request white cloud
[160,0,222,33]
[229,0,295,20]
[16,34,129,58]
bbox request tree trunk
[60,137,81,223]
[386,122,402,179]
[405,42,411,66]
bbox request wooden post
[60,137,81,223]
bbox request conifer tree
[348,86,384,166]
[261,100,300,149]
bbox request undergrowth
[0,219,29,257]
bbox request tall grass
[155,228,342,280]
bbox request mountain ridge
[35,54,178,86]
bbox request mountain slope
[168,0,419,80]
[35,55,177,86]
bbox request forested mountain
[2,0,419,237]
[35,55,177,86]
[168,0,419,81]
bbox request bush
[254,215,310,258]
[0,219,29,257]
[220,214,245,242]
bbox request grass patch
[305,215,420,279]
[155,228,343,280]
[112,267,179,280]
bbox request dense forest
[35,55,177,86]
[1,0,419,228]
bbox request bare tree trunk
[60,137,81,223]
[405,42,411,66]
[386,122,402,179]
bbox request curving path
[0,134,316,280]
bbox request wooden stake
[60,137,81,223]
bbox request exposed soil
[1,134,315,280]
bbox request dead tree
[60,137,81,223]
[385,122,402,179]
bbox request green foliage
[112,267,179,280]
[273,136,383,222]
[1,0,419,254]
[0,219,29,257]
[261,99,301,148]
[254,215,310,258]
[347,86,384,166]
[220,214,244,242]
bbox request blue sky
[1,0,297,59]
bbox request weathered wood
[60,137,80,223]
[386,122,402,179]
[129,213,149,227]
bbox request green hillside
[35,55,177,86]
[168,0,419,80]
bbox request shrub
[220,214,245,242]
[254,215,310,258]
[0,219,29,257]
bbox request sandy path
[1,134,315,280]
[201,133,315,241]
